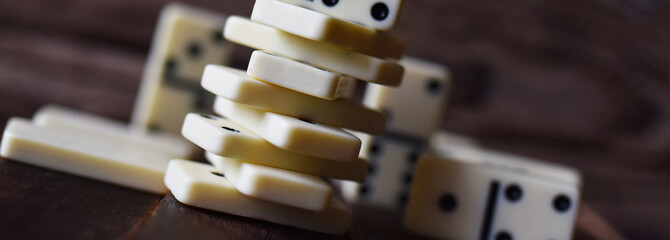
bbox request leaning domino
[429,131,479,155]
[165,159,351,235]
[33,105,193,158]
[132,3,233,134]
[364,56,450,139]
[251,0,404,59]
[224,16,403,86]
[278,0,403,31]
[201,65,385,134]
[182,113,368,181]
[213,98,361,161]
[217,158,332,211]
[247,51,356,100]
[404,150,581,240]
[0,118,171,194]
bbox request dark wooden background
[0,0,668,239]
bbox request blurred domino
[224,16,403,86]
[247,51,356,100]
[250,0,404,59]
[404,151,581,240]
[341,137,424,209]
[364,57,450,138]
[182,113,368,181]
[429,131,479,156]
[480,150,581,185]
[132,3,233,134]
[217,158,332,211]
[0,118,171,194]
[34,105,193,158]
[278,0,403,31]
[213,98,361,161]
[165,159,351,235]
[201,65,385,134]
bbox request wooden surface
[0,0,669,239]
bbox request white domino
[0,118,171,194]
[278,0,403,31]
[182,113,368,181]
[250,0,404,59]
[247,51,356,100]
[429,131,479,156]
[217,157,333,211]
[404,151,581,240]
[364,57,450,138]
[479,150,582,186]
[34,105,193,159]
[165,159,351,235]
[201,65,385,134]
[132,3,233,134]
[223,16,404,86]
[213,98,361,161]
[339,137,423,209]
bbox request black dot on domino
[370,142,382,156]
[495,231,513,240]
[188,42,203,59]
[211,172,225,178]
[222,126,240,133]
[367,164,375,175]
[438,193,458,213]
[211,30,225,44]
[504,184,523,202]
[407,151,419,165]
[359,185,370,195]
[402,172,413,184]
[371,3,389,21]
[165,58,177,76]
[553,194,572,213]
[426,78,442,95]
[397,193,408,206]
[322,0,338,7]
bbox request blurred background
[0,0,668,239]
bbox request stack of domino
[164,0,406,235]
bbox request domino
[33,105,194,159]
[223,16,404,86]
[278,0,403,31]
[182,113,368,181]
[201,65,385,134]
[217,157,332,211]
[479,149,582,186]
[429,131,479,156]
[364,57,450,139]
[348,130,374,160]
[247,51,356,100]
[433,143,580,185]
[250,0,404,59]
[404,151,581,240]
[132,3,233,134]
[213,98,361,161]
[165,159,351,235]
[0,118,172,194]
[339,136,425,209]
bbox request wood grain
[0,159,161,239]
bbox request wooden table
[1,0,668,239]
